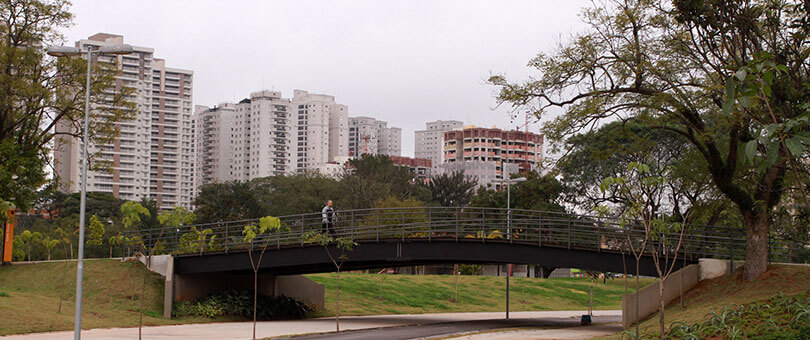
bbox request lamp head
[46,46,82,57]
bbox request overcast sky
[64,0,591,157]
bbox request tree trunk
[743,213,769,281]
[635,259,640,339]
[253,270,257,340]
[139,257,147,340]
[335,269,340,332]
[659,279,665,340]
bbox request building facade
[390,156,432,182]
[54,33,194,210]
[414,120,464,170]
[440,126,543,188]
[291,90,349,172]
[194,90,294,188]
[348,116,401,157]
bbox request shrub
[173,290,312,320]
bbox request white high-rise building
[414,120,463,170]
[54,33,194,210]
[348,117,401,157]
[195,90,294,187]
[292,90,348,171]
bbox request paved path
[0,310,620,340]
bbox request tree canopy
[491,0,810,280]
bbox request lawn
[0,259,237,336]
[305,272,655,317]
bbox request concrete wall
[699,258,744,281]
[274,275,325,310]
[622,264,699,329]
[173,271,278,302]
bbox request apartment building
[440,126,543,188]
[348,116,401,157]
[54,33,194,210]
[291,90,349,171]
[194,90,294,187]
[414,120,464,170]
[390,156,432,182]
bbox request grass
[0,259,238,336]
[594,264,810,339]
[305,272,655,317]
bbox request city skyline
[62,0,591,157]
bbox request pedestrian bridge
[126,207,802,278]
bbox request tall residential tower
[54,33,194,210]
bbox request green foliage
[457,264,482,275]
[426,171,477,207]
[157,206,195,229]
[85,215,105,247]
[665,292,810,339]
[470,171,566,213]
[0,0,136,211]
[341,154,431,209]
[0,291,9,297]
[242,216,283,244]
[172,290,312,320]
[194,181,269,223]
[491,0,810,280]
[120,201,150,230]
[18,230,42,261]
[254,173,343,216]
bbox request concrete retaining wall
[622,264,699,329]
[274,275,325,309]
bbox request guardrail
[122,207,807,264]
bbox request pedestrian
[322,200,335,235]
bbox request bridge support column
[163,257,174,318]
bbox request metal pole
[506,180,510,320]
[74,49,94,340]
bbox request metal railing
[122,207,807,264]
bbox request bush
[173,290,312,320]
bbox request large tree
[559,120,731,225]
[1,0,134,210]
[193,181,269,223]
[491,0,810,280]
[341,154,430,209]
[425,171,477,207]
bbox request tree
[85,215,105,247]
[491,0,810,280]
[242,216,283,340]
[470,171,566,213]
[18,230,42,261]
[108,234,123,258]
[0,0,134,210]
[426,171,477,207]
[599,162,668,338]
[254,173,343,216]
[194,181,268,223]
[40,236,59,261]
[134,206,194,338]
[301,231,357,332]
[341,154,430,209]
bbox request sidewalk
[0,310,620,340]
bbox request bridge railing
[122,207,807,264]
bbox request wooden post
[2,209,15,263]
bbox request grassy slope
[305,273,655,317]
[0,259,234,336]
[597,264,810,339]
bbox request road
[0,310,621,340]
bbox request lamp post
[492,176,526,320]
[47,43,133,340]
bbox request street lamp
[492,176,526,320]
[47,43,133,340]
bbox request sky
[63,0,592,157]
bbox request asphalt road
[278,315,619,340]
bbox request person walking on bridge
[322,200,336,235]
